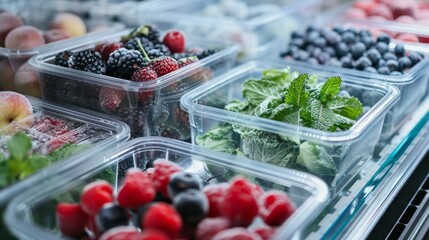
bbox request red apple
[0,91,33,130]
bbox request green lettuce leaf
[195,125,238,154]
[327,96,363,120]
[242,79,284,105]
[297,141,337,176]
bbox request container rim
[181,60,400,144]
[28,29,240,91]
[0,96,130,204]
[5,136,330,240]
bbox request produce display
[280,25,424,75]
[56,159,295,239]
[345,0,429,43]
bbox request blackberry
[171,52,192,61]
[147,49,165,59]
[54,51,72,67]
[122,25,161,44]
[68,50,102,70]
[196,49,218,60]
[107,48,147,79]
[116,107,147,136]
[124,37,154,51]
[154,43,171,56]
[84,60,106,74]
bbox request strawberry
[163,30,185,53]
[81,180,114,215]
[212,228,262,240]
[196,218,231,240]
[152,159,182,197]
[178,56,198,68]
[100,42,124,61]
[117,169,155,209]
[202,183,228,217]
[141,202,182,238]
[99,226,141,240]
[250,226,277,240]
[99,87,125,113]
[131,66,157,103]
[150,56,179,77]
[258,191,295,226]
[220,176,259,227]
[56,203,89,238]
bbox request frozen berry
[196,218,231,240]
[107,48,146,79]
[96,203,129,232]
[375,42,388,55]
[351,42,366,59]
[335,42,349,57]
[355,56,372,70]
[68,50,102,70]
[173,189,209,225]
[55,51,72,67]
[386,59,398,72]
[220,177,259,227]
[117,169,156,209]
[383,52,397,61]
[99,226,140,240]
[212,228,262,240]
[376,34,390,44]
[152,159,182,197]
[397,57,412,71]
[56,203,89,237]
[81,180,114,215]
[408,52,423,65]
[250,226,277,240]
[394,44,405,57]
[178,56,198,68]
[168,172,204,197]
[163,30,185,53]
[341,56,353,68]
[203,183,228,218]
[259,191,295,226]
[85,59,106,74]
[341,31,355,44]
[150,56,179,77]
[366,48,381,65]
[100,42,123,61]
[99,87,124,113]
[141,203,182,238]
[378,66,390,75]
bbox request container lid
[0,96,129,204]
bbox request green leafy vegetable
[297,142,337,175]
[195,125,238,154]
[7,132,32,161]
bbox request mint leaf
[297,141,337,176]
[310,99,336,131]
[269,103,301,125]
[196,125,238,154]
[7,132,32,161]
[224,100,252,114]
[242,79,285,105]
[319,76,341,103]
[284,73,309,107]
[251,97,283,118]
[327,96,363,120]
[262,68,298,84]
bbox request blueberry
[378,66,390,75]
[310,47,322,58]
[360,36,374,49]
[305,45,315,53]
[290,38,305,48]
[173,189,209,225]
[359,29,372,37]
[355,56,372,70]
[291,31,304,39]
[397,57,412,71]
[306,31,320,44]
[306,25,319,33]
[307,57,319,65]
[383,52,397,61]
[325,31,341,46]
[327,58,342,67]
[316,52,331,64]
[285,46,299,56]
[325,46,336,57]
[338,90,351,98]
[386,59,398,72]
[336,42,350,57]
[168,172,203,197]
[314,37,327,48]
[342,32,355,44]
[345,28,358,36]
[408,52,423,65]
[366,48,381,64]
[377,59,386,68]
[390,71,402,76]
[351,42,366,59]
[96,203,129,232]
[297,50,310,61]
[333,25,346,34]
[341,56,353,68]
[364,67,378,73]
[375,42,388,55]
[376,34,390,44]
[394,44,405,57]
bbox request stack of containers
[5,137,330,240]
[0,97,129,236]
[181,60,400,192]
[123,0,323,60]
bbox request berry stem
[136,39,151,62]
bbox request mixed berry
[56,159,295,239]
[280,25,424,75]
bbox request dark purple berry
[366,48,381,64]
[397,57,412,71]
[168,172,203,197]
[355,56,371,70]
[376,34,390,44]
[351,42,366,59]
[314,37,327,48]
[408,52,422,66]
[386,59,398,72]
[96,203,129,232]
[316,52,331,64]
[394,44,405,57]
[378,66,390,75]
[383,52,397,61]
[375,42,388,55]
[341,56,353,68]
[341,31,355,44]
[173,189,209,225]
[336,42,349,57]
[364,66,377,73]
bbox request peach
[50,13,87,37]
[353,0,377,15]
[0,91,33,130]
[0,13,23,47]
[0,60,16,91]
[369,3,394,20]
[395,15,416,24]
[391,1,418,19]
[396,33,419,43]
[14,63,41,98]
[43,29,71,43]
[345,8,367,20]
[5,26,45,50]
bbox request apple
[0,91,33,131]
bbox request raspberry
[145,167,155,179]
[152,159,182,197]
[100,42,123,61]
[140,229,170,240]
[212,228,262,240]
[81,180,114,215]
[56,203,89,237]
[68,50,102,70]
[117,169,155,209]
[220,177,259,226]
[196,218,231,240]
[99,226,141,240]
[141,202,182,238]
[178,56,198,68]
[202,183,228,217]
[107,48,147,79]
[150,56,179,77]
[250,226,277,240]
[99,87,124,113]
[131,66,157,103]
[259,191,295,226]
[163,30,186,53]
[86,215,100,237]
[84,59,106,74]
[54,50,72,67]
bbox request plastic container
[124,0,322,60]
[30,28,239,140]
[5,137,329,240]
[0,0,124,96]
[181,61,400,192]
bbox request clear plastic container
[5,137,329,240]
[123,0,322,60]
[181,61,400,192]
[29,28,239,141]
